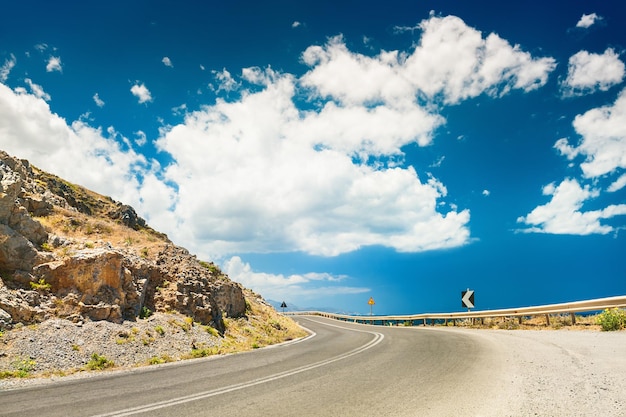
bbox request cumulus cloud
[93,93,105,107]
[302,16,556,107]
[1,54,16,82]
[0,82,166,214]
[576,13,601,29]
[292,21,302,28]
[523,88,626,235]
[223,256,369,303]
[482,189,490,197]
[156,68,470,257]
[2,14,559,261]
[517,179,626,235]
[562,49,625,96]
[557,88,626,178]
[130,82,153,103]
[46,56,62,73]
[162,56,173,67]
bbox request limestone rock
[0,150,258,332]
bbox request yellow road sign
[368,297,375,305]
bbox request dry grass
[219,299,308,353]
[428,313,602,330]
[36,207,168,260]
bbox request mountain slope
[0,150,305,379]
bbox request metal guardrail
[286,295,626,326]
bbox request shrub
[30,278,51,291]
[139,306,152,319]
[86,353,114,370]
[0,358,38,378]
[190,347,217,358]
[148,356,172,365]
[154,325,165,336]
[596,308,626,331]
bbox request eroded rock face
[0,150,249,331]
[0,157,48,274]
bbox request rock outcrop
[0,150,246,332]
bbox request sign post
[462,289,475,311]
[368,297,375,316]
[280,301,287,313]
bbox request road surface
[2,316,625,416]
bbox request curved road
[2,316,626,416]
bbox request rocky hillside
[0,150,305,380]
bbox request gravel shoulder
[0,313,220,389]
[442,327,626,417]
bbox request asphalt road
[3,317,626,416]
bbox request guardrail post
[518,316,523,325]
[545,314,550,326]
[570,312,576,325]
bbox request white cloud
[46,56,63,73]
[223,256,369,303]
[608,173,626,192]
[0,82,164,213]
[576,13,601,29]
[526,87,626,235]
[301,16,556,107]
[134,130,147,147]
[407,16,557,102]
[517,179,626,235]
[93,93,105,107]
[211,68,239,93]
[292,21,302,28]
[1,54,16,82]
[130,82,153,103]
[162,57,173,68]
[24,78,51,101]
[482,189,490,197]
[565,88,626,178]
[155,67,470,258]
[562,49,625,96]
[2,14,560,261]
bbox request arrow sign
[461,289,475,309]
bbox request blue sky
[1,0,625,314]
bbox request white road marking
[91,318,384,417]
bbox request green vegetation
[199,260,221,275]
[189,347,218,358]
[147,355,173,365]
[40,242,53,252]
[596,308,626,331]
[154,325,165,336]
[204,325,220,337]
[85,353,114,370]
[30,278,51,291]
[139,306,152,319]
[0,358,36,379]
